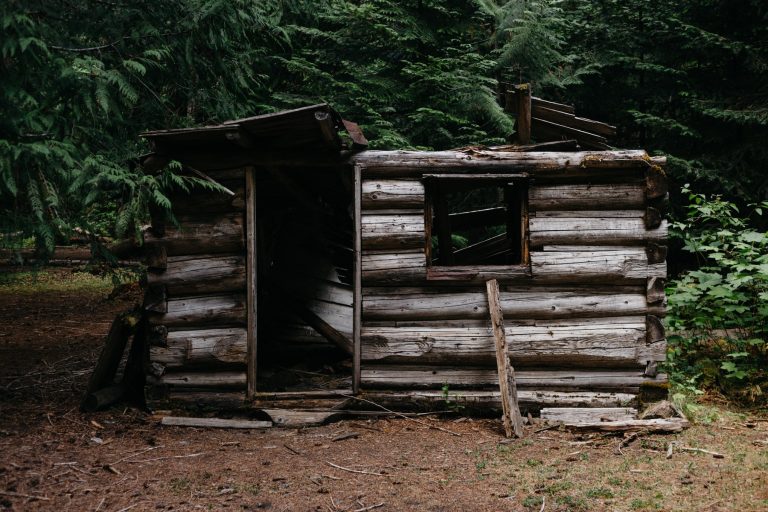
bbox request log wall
[353,150,668,402]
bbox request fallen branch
[0,491,51,501]
[326,462,384,476]
[679,446,725,459]
[353,503,385,512]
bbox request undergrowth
[665,186,768,405]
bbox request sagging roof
[140,104,368,156]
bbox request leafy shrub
[666,186,768,404]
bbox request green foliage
[666,186,768,404]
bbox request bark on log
[149,328,247,368]
[647,277,666,305]
[143,214,245,256]
[529,183,645,211]
[361,316,664,367]
[147,254,246,296]
[361,180,425,209]
[149,295,246,327]
[646,315,665,343]
[360,367,665,391]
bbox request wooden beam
[294,303,353,355]
[161,416,272,429]
[353,164,363,394]
[515,84,532,144]
[245,166,257,398]
[532,96,575,114]
[486,279,524,438]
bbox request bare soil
[1,269,767,512]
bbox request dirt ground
[1,269,767,512]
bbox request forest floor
[0,268,767,512]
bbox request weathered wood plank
[160,416,271,429]
[363,287,653,321]
[352,150,657,177]
[246,168,257,398]
[361,180,425,209]
[147,255,246,296]
[531,105,617,138]
[149,295,246,327]
[540,407,637,423]
[157,371,246,388]
[361,213,425,250]
[529,216,668,246]
[529,183,645,211]
[149,328,247,368]
[486,279,523,437]
[361,316,664,367]
[353,164,363,393]
[360,367,666,391]
[530,249,667,283]
[143,213,245,256]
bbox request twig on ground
[107,445,162,466]
[326,462,384,476]
[332,432,360,442]
[284,443,302,455]
[534,422,562,433]
[539,495,546,512]
[353,503,385,512]
[0,490,51,501]
[666,442,675,459]
[126,452,204,463]
[679,446,725,458]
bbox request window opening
[428,179,526,266]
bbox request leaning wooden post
[514,83,532,145]
[485,279,524,438]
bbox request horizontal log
[160,416,271,429]
[170,186,246,214]
[539,407,637,423]
[529,216,668,246]
[360,367,666,392]
[362,390,637,410]
[143,214,245,256]
[531,118,609,149]
[532,97,575,114]
[353,150,656,177]
[361,180,425,209]
[426,265,531,282]
[361,214,425,250]
[563,418,689,433]
[149,328,247,368]
[363,287,653,321]
[530,249,667,283]
[361,316,664,367]
[149,295,246,327]
[157,371,247,389]
[530,183,644,211]
[147,254,246,296]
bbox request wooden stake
[245,166,257,398]
[514,84,532,144]
[485,279,524,438]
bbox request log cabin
[135,101,669,414]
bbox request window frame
[424,174,530,280]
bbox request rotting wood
[645,243,668,264]
[82,384,127,412]
[160,416,271,429]
[539,407,638,423]
[145,245,167,270]
[646,315,665,343]
[487,279,523,438]
[646,165,668,200]
[353,164,363,394]
[293,303,353,355]
[531,249,666,284]
[262,409,340,427]
[143,285,167,314]
[149,328,247,368]
[81,308,140,411]
[645,207,663,229]
[147,255,246,296]
[646,277,666,305]
[560,418,689,433]
[529,183,645,211]
[149,294,247,327]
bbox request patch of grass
[585,487,614,499]
[169,477,191,494]
[543,480,573,495]
[556,494,588,511]
[630,498,661,510]
[236,482,260,496]
[0,269,117,295]
[525,458,542,467]
[522,495,543,509]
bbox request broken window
[426,178,528,266]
